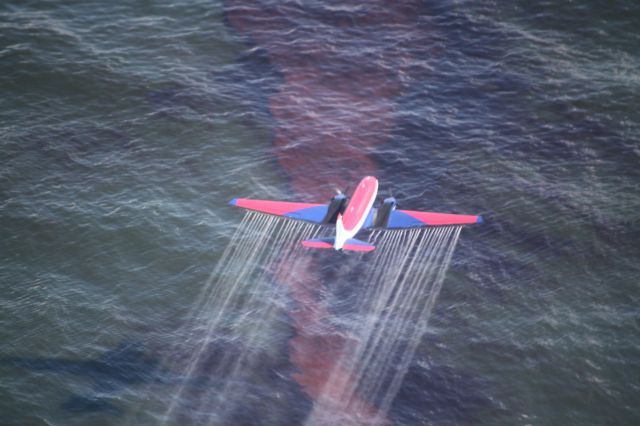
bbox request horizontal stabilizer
[301,238,375,252]
[343,238,376,252]
[302,238,334,249]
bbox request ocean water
[1,1,639,425]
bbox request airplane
[229,176,483,252]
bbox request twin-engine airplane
[229,176,483,252]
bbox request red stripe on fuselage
[342,176,378,232]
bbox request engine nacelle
[373,197,397,228]
[321,194,348,224]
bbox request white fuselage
[334,176,379,250]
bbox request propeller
[335,183,353,197]
[380,186,398,208]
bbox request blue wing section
[284,205,329,223]
[386,210,425,229]
[386,209,483,228]
[230,198,329,224]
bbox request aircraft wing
[229,198,328,224]
[384,209,483,229]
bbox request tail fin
[301,237,375,252]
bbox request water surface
[1,1,639,425]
